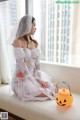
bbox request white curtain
[0,3,11,84]
[0,1,25,84]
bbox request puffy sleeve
[14,48,33,79]
[34,56,41,80]
[14,48,27,72]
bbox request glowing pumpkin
[55,81,73,108]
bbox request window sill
[40,60,80,69]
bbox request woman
[11,15,55,101]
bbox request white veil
[7,15,32,45]
[7,15,33,79]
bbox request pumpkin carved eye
[64,99,66,102]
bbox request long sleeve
[14,48,34,80]
[34,57,41,80]
[14,48,27,73]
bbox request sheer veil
[7,15,33,80]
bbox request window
[28,0,80,67]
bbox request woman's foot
[36,93,47,97]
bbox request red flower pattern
[17,72,24,78]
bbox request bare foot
[36,93,47,97]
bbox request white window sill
[40,60,80,69]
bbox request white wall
[41,62,80,94]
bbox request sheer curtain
[0,0,25,84]
[0,3,11,84]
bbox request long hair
[23,17,38,47]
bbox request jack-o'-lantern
[55,81,73,108]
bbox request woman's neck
[26,35,31,42]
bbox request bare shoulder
[13,39,22,48]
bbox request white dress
[12,47,55,101]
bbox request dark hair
[24,16,38,47]
[32,17,35,23]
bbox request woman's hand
[37,80,48,88]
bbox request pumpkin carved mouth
[57,102,66,106]
[56,98,66,106]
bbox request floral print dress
[12,47,55,101]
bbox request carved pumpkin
[55,81,73,108]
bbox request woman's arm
[13,40,34,80]
[37,80,48,88]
